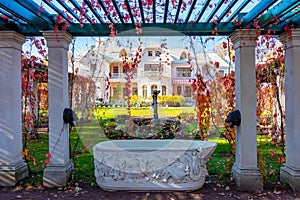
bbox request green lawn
[22,107,284,186]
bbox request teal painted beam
[42,0,71,22]
[206,0,225,22]
[218,0,238,22]
[185,0,197,23]
[56,0,80,22]
[0,0,52,29]
[259,0,300,27]
[83,0,104,24]
[0,7,27,24]
[276,12,300,30]
[138,0,145,23]
[66,22,237,36]
[97,0,113,23]
[174,0,183,23]
[196,0,210,22]
[69,0,93,23]
[111,0,125,24]
[153,0,156,23]
[241,0,278,25]
[124,0,135,24]
[163,0,169,23]
[14,0,55,25]
[5,20,292,37]
[225,0,251,22]
[279,8,300,22]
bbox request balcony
[110,73,137,79]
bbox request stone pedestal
[229,30,263,191]
[280,30,300,192]
[0,31,28,186]
[42,31,73,187]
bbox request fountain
[93,90,217,191]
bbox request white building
[72,38,230,104]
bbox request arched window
[162,85,166,95]
[180,52,187,60]
[151,85,157,92]
[119,49,127,57]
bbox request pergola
[0,0,300,192]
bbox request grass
[22,107,284,187]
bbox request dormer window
[148,51,153,57]
[155,51,161,57]
[180,52,187,60]
[119,49,127,57]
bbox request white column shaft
[43,32,72,165]
[0,31,28,186]
[0,31,25,164]
[281,30,300,168]
[229,30,262,191]
[231,31,258,168]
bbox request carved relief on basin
[93,139,217,191]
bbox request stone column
[43,31,73,187]
[229,30,263,191]
[280,30,300,192]
[0,31,28,186]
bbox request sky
[72,35,227,57]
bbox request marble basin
[93,139,216,191]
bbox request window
[144,64,162,72]
[184,86,192,97]
[155,51,161,56]
[132,87,137,95]
[119,49,127,57]
[176,68,191,77]
[143,85,147,98]
[148,51,153,57]
[180,52,187,60]
[177,86,182,96]
[123,87,127,98]
[123,66,128,73]
[90,63,96,74]
[218,70,224,76]
[113,66,118,73]
[113,87,117,96]
[151,85,157,92]
[162,86,166,95]
[202,65,208,74]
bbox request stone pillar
[229,30,263,191]
[0,31,28,186]
[43,31,73,187]
[280,30,300,192]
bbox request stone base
[232,163,263,191]
[280,165,300,192]
[43,162,73,188]
[0,160,28,186]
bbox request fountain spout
[152,90,160,121]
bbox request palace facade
[71,38,230,104]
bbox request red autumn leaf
[46,152,51,159]
[214,62,220,68]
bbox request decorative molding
[94,140,216,191]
